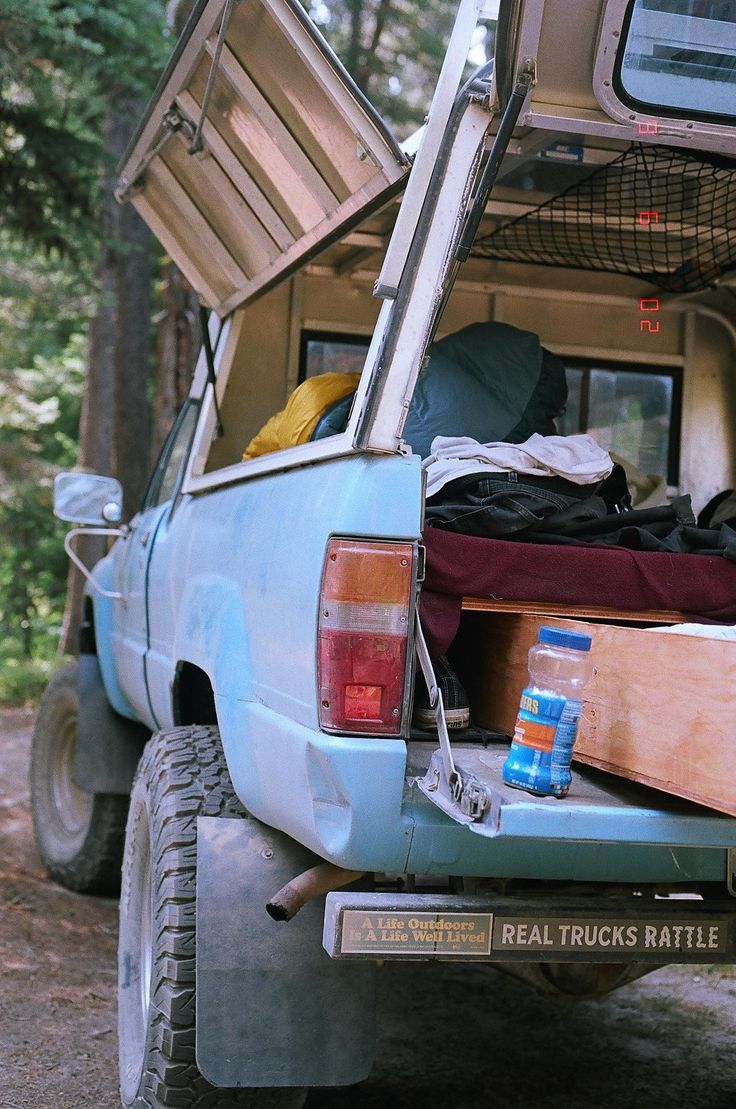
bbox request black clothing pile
[425,466,736,561]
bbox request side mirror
[53,472,124,526]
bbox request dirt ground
[2,704,736,1109]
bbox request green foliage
[0,2,169,699]
[0,642,59,704]
[0,239,86,681]
[305,0,493,135]
[0,0,168,254]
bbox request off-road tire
[30,660,129,894]
[118,724,307,1109]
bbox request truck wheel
[30,660,129,894]
[118,725,307,1109]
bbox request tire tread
[31,660,130,895]
[121,725,306,1109]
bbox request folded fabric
[419,527,736,658]
[422,433,613,498]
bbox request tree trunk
[60,97,153,656]
[152,263,200,461]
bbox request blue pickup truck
[31,0,736,1106]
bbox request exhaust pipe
[266,863,366,922]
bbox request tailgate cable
[414,615,489,820]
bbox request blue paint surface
[91,447,735,886]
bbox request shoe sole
[412,706,470,731]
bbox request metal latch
[414,615,489,822]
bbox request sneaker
[412,655,470,731]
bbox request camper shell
[32,0,736,1103]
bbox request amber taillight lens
[318,539,414,735]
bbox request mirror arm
[64,527,127,600]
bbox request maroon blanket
[420,527,736,656]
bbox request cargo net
[472,144,736,293]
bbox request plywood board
[458,611,736,818]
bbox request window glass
[619,0,736,118]
[558,367,584,438]
[300,333,370,381]
[558,363,678,483]
[142,403,199,511]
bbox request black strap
[199,304,224,438]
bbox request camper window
[299,332,371,382]
[618,0,736,119]
[558,360,681,484]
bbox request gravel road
[2,705,735,1109]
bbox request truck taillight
[318,539,414,735]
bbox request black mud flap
[74,654,149,794]
[196,815,376,1089]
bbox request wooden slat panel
[189,59,326,237]
[118,0,228,188]
[162,136,276,278]
[213,41,341,211]
[214,172,403,316]
[225,3,383,197]
[266,0,403,168]
[141,160,246,300]
[176,90,294,253]
[130,193,222,308]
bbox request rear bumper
[217,699,736,884]
[323,891,736,964]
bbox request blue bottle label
[549,698,583,789]
[503,689,582,798]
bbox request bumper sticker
[338,912,729,957]
[491,917,727,955]
[340,910,493,955]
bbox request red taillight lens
[318,539,414,735]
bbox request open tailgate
[116,0,409,316]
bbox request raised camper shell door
[116,0,409,317]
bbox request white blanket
[422,433,614,498]
[647,623,736,640]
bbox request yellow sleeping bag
[243,372,360,460]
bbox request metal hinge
[416,544,426,583]
[115,106,192,202]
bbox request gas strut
[455,66,535,263]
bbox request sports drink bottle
[502,625,593,797]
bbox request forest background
[1,0,491,702]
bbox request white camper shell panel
[117,0,409,316]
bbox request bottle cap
[538,625,592,651]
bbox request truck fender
[196,814,376,1087]
[73,654,150,794]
